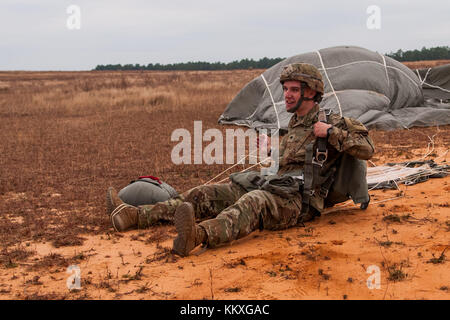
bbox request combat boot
[172,202,207,257]
[360,194,370,210]
[107,187,139,232]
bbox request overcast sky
[0,0,448,70]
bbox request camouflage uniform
[137,183,246,228]
[137,103,374,248]
[278,103,375,212]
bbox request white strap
[203,74,280,187]
[316,50,343,116]
[420,68,431,85]
[422,82,450,93]
[378,53,390,88]
[415,69,423,83]
[318,60,421,89]
[261,74,281,130]
[417,68,450,93]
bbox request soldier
[107,63,375,257]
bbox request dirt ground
[0,66,449,300]
[3,146,449,300]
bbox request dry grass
[0,69,261,247]
[402,59,450,69]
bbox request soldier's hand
[314,122,332,138]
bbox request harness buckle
[312,148,328,167]
[318,186,329,198]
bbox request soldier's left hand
[314,122,332,138]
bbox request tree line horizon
[94,46,450,71]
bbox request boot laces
[110,203,138,232]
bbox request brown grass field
[0,61,449,300]
[402,59,450,69]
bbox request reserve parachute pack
[229,170,303,198]
[118,175,179,207]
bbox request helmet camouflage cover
[279,63,324,96]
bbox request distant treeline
[94,57,284,71]
[93,46,450,71]
[386,46,450,62]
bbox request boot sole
[173,203,196,257]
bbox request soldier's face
[283,81,302,111]
[283,81,316,112]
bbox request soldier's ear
[304,86,316,98]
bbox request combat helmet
[280,63,324,105]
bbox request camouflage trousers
[137,183,247,227]
[137,182,304,248]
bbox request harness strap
[314,110,328,166]
[300,110,333,221]
[318,167,336,198]
[301,142,315,216]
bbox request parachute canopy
[219,46,450,131]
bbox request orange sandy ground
[1,158,448,300]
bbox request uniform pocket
[270,193,303,229]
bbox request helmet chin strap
[286,82,314,114]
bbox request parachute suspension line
[415,69,423,83]
[316,50,343,117]
[422,82,450,94]
[320,60,421,89]
[210,156,273,185]
[202,131,277,186]
[415,67,450,94]
[378,53,390,88]
[201,73,278,187]
[419,68,431,85]
[202,152,250,186]
[260,74,281,130]
[200,74,282,188]
[416,68,450,92]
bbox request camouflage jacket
[278,104,375,211]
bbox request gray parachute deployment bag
[118,176,179,207]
